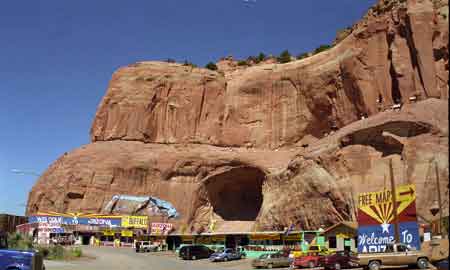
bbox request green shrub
[277,50,292,63]
[297,52,309,60]
[48,245,65,260]
[237,60,248,66]
[71,247,83,258]
[205,62,218,71]
[183,60,197,68]
[313,44,332,54]
[7,232,33,250]
[257,52,266,63]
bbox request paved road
[44,246,258,270]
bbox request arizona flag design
[357,184,420,253]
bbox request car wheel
[192,255,196,260]
[334,263,341,270]
[368,261,381,270]
[417,258,429,269]
[267,263,273,269]
[308,261,316,268]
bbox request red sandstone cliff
[27,0,448,232]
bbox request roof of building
[323,221,358,234]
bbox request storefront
[26,213,149,247]
[323,222,358,252]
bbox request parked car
[319,251,359,270]
[0,231,45,270]
[252,252,291,269]
[435,259,448,270]
[358,243,429,270]
[209,248,243,262]
[135,241,158,253]
[290,254,323,269]
[179,244,214,260]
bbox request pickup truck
[0,232,45,270]
[358,243,429,270]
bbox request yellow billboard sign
[121,216,148,228]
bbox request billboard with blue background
[29,212,122,227]
[357,184,420,253]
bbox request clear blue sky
[0,0,376,216]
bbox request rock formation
[27,0,448,233]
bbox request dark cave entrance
[203,166,266,221]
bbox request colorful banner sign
[121,216,148,228]
[30,212,121,227]
[357,184,420,253]
[151,223,173,235]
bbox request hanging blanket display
[103,194,179,218]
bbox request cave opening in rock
[203,167,265,221]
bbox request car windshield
[259,254,270,259]
[309,246,319,250]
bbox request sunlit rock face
[27,0,448,233]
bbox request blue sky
[0,0,376,216]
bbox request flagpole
[389,158,400,243]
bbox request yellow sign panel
[211,235,225,242]
[250,234,280,240]
[283,234,301,241]
[358,184,416,207]
[121,230,133,237]
[121,216,148,228]
[103,229,115,236]
[358,184,416,224]
[181,236,194,241]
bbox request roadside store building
[0,214,27,234]
[322,221,358,252]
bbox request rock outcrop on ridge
[27,0,448,233]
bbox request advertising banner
[121,216,148,228]
[30,213,121,227]
[357,184,420,253]
[151,223,173,235]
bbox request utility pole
[389,158,400,243]
[434,161,443,236]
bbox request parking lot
[44,246,433,270]
[45,246,262,270]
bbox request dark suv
[179,245,214,260]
